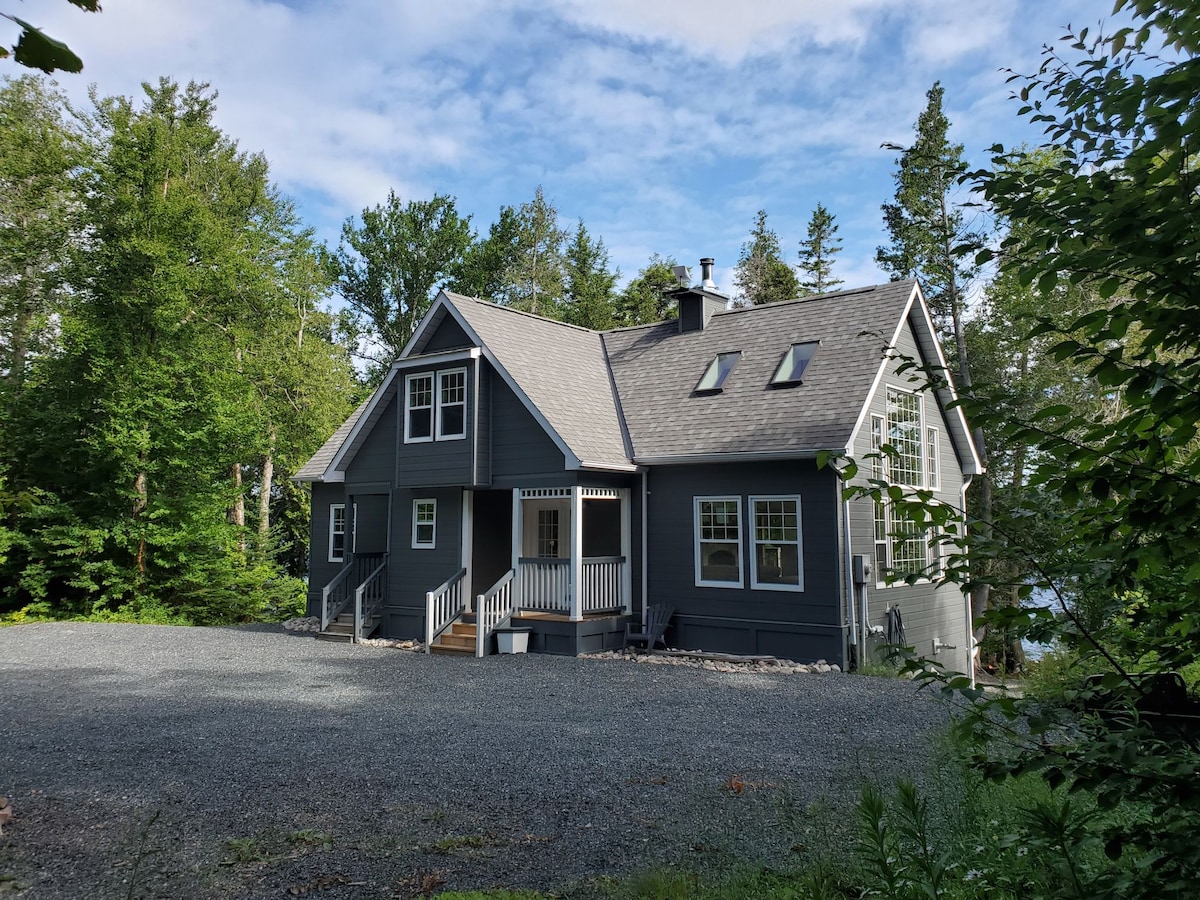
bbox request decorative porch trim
[579,487,620,499]
[519,487,573,499]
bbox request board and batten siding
[381,486,464,639]
[846,310,972,675]
[645,460,845,666]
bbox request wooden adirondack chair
[625,604,674,654]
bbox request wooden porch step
[429,643,475,655]
[431,622,477,654]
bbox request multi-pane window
[413,499,436,549]
[926,426,940,491]
[537,508,560,558]
[328,504,346,563]
[438,369,466,439]
[695,497,742,586]
[405,374,433,442]
[874,392,940,585]
[885,388,924,486]
[750,497,802,590]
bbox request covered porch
[426,484,633,656]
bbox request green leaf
[8,18,84,73]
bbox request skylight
[695,351,741,393]
[771,341,819,385]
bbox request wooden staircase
[430,620,476,655]
[315,611,379,643]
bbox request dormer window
[771,341,819,386]
[695,352,741,393]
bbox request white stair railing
[476,569,516,657]
[354,559,388,642]
[425,568,467,653]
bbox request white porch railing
[425,568,467,653]
[476,569,515,657]
[579,556,625,613]
[354,559,387,642]
[517,558,570,611]
[515,556,626,615]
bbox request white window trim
[694,495,744,589]
[412,499,436,549]
[926,425,940,491]
[328,503,346,563]
[404,372,434,444]
[435,367,468,441]
[883,385,925,489]
[749,495,804,592]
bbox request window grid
[871,415,889,575]
[889,505,928,578]
[885,388,924,487]
[751,497,802,590]
[413,499,436,548]
[696,497,742,587]
[537,508,560,558]
[437,369,466,439]
[329,504,346,563]
[406,373,433,442]
[926,426,940,491]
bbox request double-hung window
[328,504,346,563]
[405,374,434,442]
[437,369,466,439]
[750,496,803,590]
[695,497,743,587]
[412,499,436,548]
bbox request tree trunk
[257,430,275,557]
[133,463,148,577]
[230,463,245,554]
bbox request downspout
[641,468,649,628]
[842,492,857,669]
[962,474,976,687]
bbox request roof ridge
[444,291,602,336]
[711,283,899,318]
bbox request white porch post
[461,489,473,613]
[619,487,632,615]
[570,486,583,621]
[511,488,522,605]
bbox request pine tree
[796,203,843,296]
[734,210,798,306]
[505,186,566,317]
[615,255,679,326]
[561,221,618,330]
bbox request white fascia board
[399,292,453,359]
[633,449,837,466]
[577,459,640,473]
[910,287,984,475]
[844,283,918,457]
[393,347,480,369]
[428,294,583,470]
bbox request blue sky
[16,0,1119,297]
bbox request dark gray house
[296,263,981,673]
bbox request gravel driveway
[0,623,949,898]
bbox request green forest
[3,0,1200,895]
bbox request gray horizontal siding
[381,487,464,639]
[489,371,567,486]
[845,312,971,674]
[345,396,398,488]
[306,482,347,615]
[421,315,473,353]
[395,365,475,488]
[645,461,845,666]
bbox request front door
[470,490,513,597]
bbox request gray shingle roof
[444,292,633,470]
[601,281,917,460]
[293,399,369,482]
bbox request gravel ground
[0,623,950,899]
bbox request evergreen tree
[335,190,471,380]
[734,209,798,305]
[561,220,618,330]
[504,185,566,316]
[616,255,679,326]
[796,203,843,295]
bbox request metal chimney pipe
[700,257,716,289]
